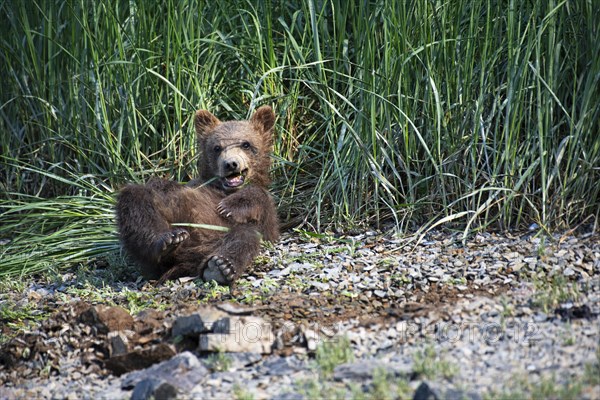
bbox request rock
[171,308,228,338]
[272,392,305,400]
[333,360,412,381]
[309,281,330,291]
[122,351,207,391]
[79,305,134,334]
[207,352,262,370]
[198,315,273,353]
[216,302,256,315]
[131,378,177,400]
[303,328,319,352]
[134,309,163,335]
[105,343,177,375]
[108,331,131,357]
[210,315,268,334]
[199,333,272,354]
[413,381,481,400]
[262,355,307,376]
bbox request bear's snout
[224,158,240,172]
[219,149,248,176]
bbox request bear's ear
[250,106,275,133]
[195,110,220,138]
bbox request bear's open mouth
[223,169,247,188]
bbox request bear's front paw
[217,199,252,224]
[204,255,235,285]
[217,201,233,218]
[152,228,189,259]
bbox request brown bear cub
[116,106,279,286]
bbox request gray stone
[263,356,307,376]
[108,331,130,357]
[199,331,272,354]
[121,351,207,391]
[413,381,481,400]
[197,313,272,353]
[272,392,305,400]
[131,378,177,400]
[333,360,412,381]
[171,308,229,338]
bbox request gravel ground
[0,229,598,399]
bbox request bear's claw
[204,255,235,285]
[217,203,232,218]
[153,228,189,257]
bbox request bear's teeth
[225,175,244,187]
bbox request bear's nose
[225,160,238,171]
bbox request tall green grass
[1,0,599,276]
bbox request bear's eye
[241,141,251,150]
[213,145,222,153]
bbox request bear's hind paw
[204,255,235,285]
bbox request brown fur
[116,106,279,285]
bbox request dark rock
[171,308,228,338]
[272,392,305,400]
[79,305,135,334]
[262,355,307,376]
[122,351,207,392]
[413,381,481,400]
[555,304,593,320]
[131,378,177,400]
[105,343,176,375]
[108,331,131,357]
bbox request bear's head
[194,106,276,191]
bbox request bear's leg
[116,183,190,278]
[203,225,262,286]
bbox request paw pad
[203,256,235,285]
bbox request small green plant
[65,282,117,305]
[485,373,586,400]
[298,377,347,400]
[341,290,359,298]
[537,236,547,257]
[259,276,279,295]
[233,280,263,304]
[0,280,26,293]
[233,383,255,400]
[0,300,47,330]
[391,273,412,286]
[449,276,467,286]
[370,367,395,400]
[206,351,233,372]
[531,274,580,313]
[121,287,167,314]
[199,280,230,302]
[315,336,355,377]
[413,345,458,380]
[583,347,600,386]
[285,274,310,292]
